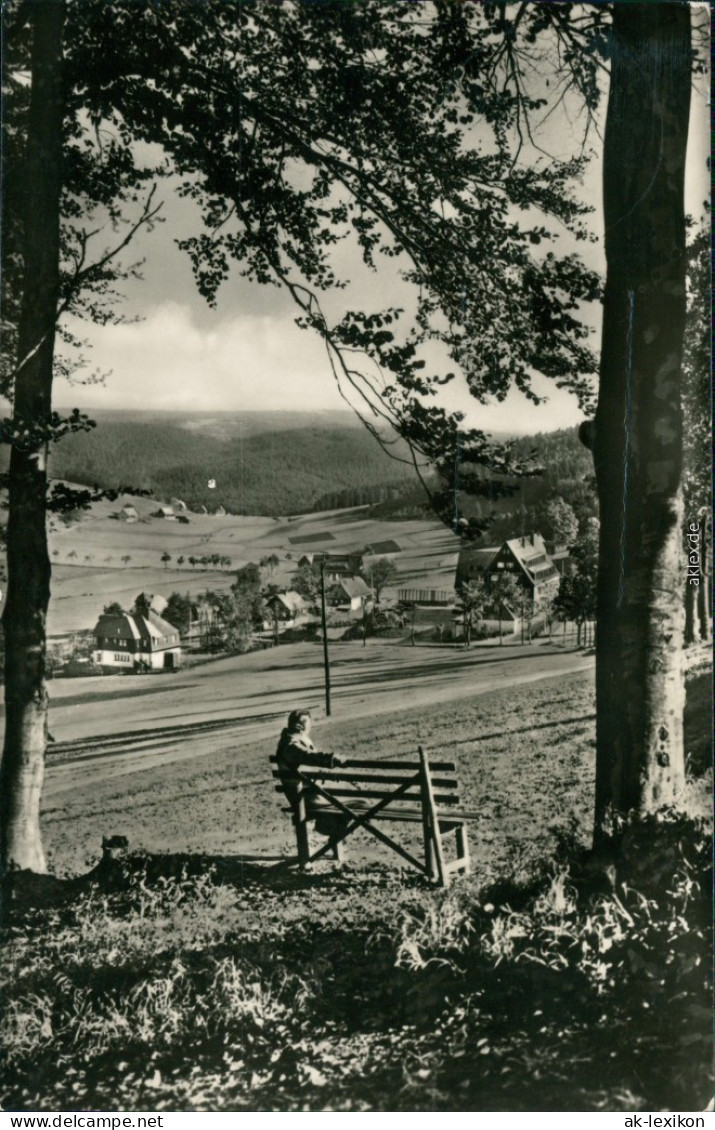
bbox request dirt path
[40,640,594,801]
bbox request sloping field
[47,565,237,637]
[41,662,599,877]
[45,496,461,635]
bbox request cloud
[61,302,347,413]
[59,299,590,435]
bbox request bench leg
[424,833,437,880]
[296,816,311,868]
[331,837,344,863]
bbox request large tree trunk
[593,4,691,837]
[0,0,66,873]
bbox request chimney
[530,533,535,546]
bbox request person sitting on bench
[275,709,346,838]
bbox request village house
[325,575,372,614]
[484,534,560,602]
[298,552,364,580]
[456,535,559,601]
[118,504,138,523]
[324,553,364,580]
[453,547,499,590]
[264,590,308,627]
[152,505,175,520]
[550,546,575,578]
[93,601,181,673]
[449,534,561,639]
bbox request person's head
[287,709,312,736]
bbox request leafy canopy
[68,0,602,530]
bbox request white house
[152,505,176,520]
[93,608,182,673]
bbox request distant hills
[47,410,421,516]
[41,411,596,531]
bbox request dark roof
[502,535,559,584]
[330,576,371,599]
[93,610,179,645]
[367,540,401,555]
[266,591,307,614]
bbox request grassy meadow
[1,451,710,1112]
[1,667,711,1113]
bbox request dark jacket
[275,730,336,812]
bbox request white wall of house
[94,648,133,668]
[93,646,181,671]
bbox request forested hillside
[42,413,597,528]
[46,413,418,516]
[366,428,597,536]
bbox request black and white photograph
[0,0,711,1116]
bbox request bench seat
[274,745,477,886]
[293,804,480,825]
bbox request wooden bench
[271,746,477,887]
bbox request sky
[54,14,710,436]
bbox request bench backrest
[270,751,459,810]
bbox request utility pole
[320,559,331,716]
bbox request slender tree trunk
[592,4,691,837]
[684,573,695,645]
[697,539,711,641]
[1,0,66,873]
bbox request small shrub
[63,659,103,678]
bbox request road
[35,639,595,800]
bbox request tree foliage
[542,498,579,548]
[1,0,162,406]
[553,521,599,645]
[455,577,489,647]
[70,0,601,530]
[162,593,192,636]
[365,558,398,602]
[291,563,322,608]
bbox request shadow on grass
[2,826,711,1114]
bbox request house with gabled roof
[454,546,500,590]
[326,575,372,612]
[296,552,365,581]
[93,606,182,673]
[264,590,308,624]
[485,534,559,601]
